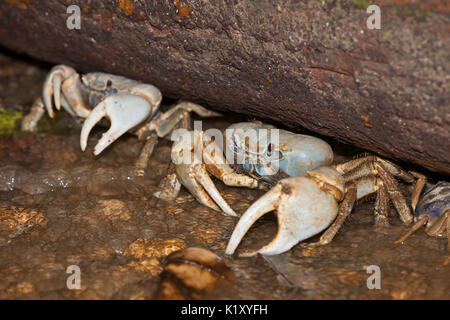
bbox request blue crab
[395,177,449,248]
[165,122,415,256]
[21,64,220,175]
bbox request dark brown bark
[0,0,448,174]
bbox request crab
[21,64,220,175]
[395,177,449,248]
[163,121,334,216]
[163,122,416,256]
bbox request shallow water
[0,51,448,300]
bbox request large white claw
[80,93,152,155]
[225,177,338,257]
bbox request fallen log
[0,0,448,174]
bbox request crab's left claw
[80,93,152,155]
[225,177,337,257]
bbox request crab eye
[266,144,283,160]
[267,143,273,155]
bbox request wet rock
[0,136,42,167]
[0,165,24,192]
[0,204,48,242]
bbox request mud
[0,51,448,300]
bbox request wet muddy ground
[0,51,448,300]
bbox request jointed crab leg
[374,162,413,225]
[136,101,221,139]
[395,180,449,248]
[134,133,158,176]
[335,156,414,184]
[410,172,427,211]
[303,183,357,248]
[336,157,413,225]
[394,216,428,244]
[395,211,449,245]
[133,101,221,177]
[374,181,390,226]
[21,98,46,132]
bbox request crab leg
[337,157,413,225]
[425,211,448,237]
[303,183,357,248]
[336,156,415,183]
[21,98,46,132]
[80,93,152,155]
[152,112,192,198]
[410,172,427,211]
[374,181,390,227]
[134,133,158,176]
[394,216,428,244]
[375,162,413,225]
[202,138,258,189]
[136,101,221,139]
[153,163,181,201]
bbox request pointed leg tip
[224,209,238,217]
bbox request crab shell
[225,122,333,184]
[416,181,450,228]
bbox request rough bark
[0,0,448,174]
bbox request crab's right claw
[225,177,332,257]
[80,93,152,155]
[42,65,77,118]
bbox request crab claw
[225,177,338,256]
[169,130,258,217]
[80,93,152,155]
[42,65,77,118]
